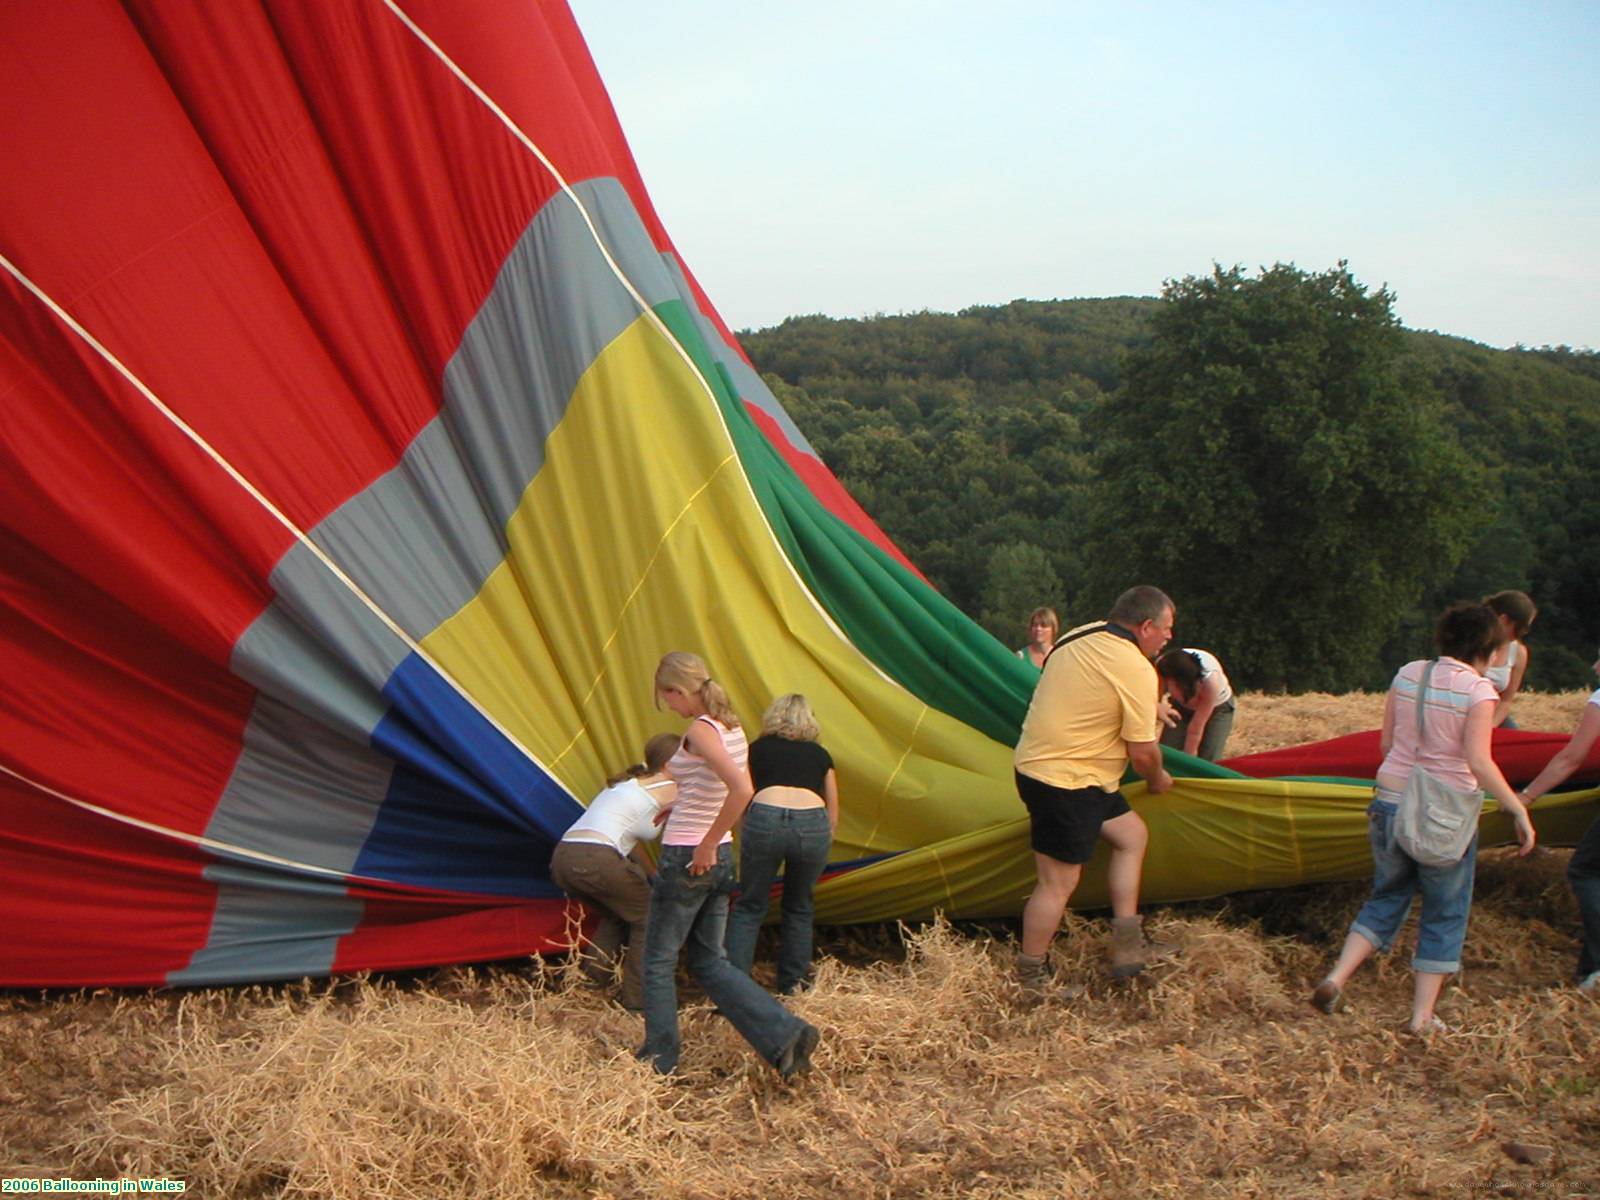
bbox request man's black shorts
[1014,770,1131,864]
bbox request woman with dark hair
[636,652,820,1078]
[1155,647,1235,761]
[1017,607,1060,670]
[1519,647,1600,991]
[725,693,839,994]
[1310,603,1535,1034]
[1483,589,1537,728]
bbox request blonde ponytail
[699,677,740,729]
[653,651,741,728]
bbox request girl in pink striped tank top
[637,652,819,1078]
[655,657,752,873]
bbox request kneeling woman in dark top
[724,693,839,994]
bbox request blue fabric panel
[352,760,563,899]
[352,653,580,897]
[377,654,582,838]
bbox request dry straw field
[4,691,1597,1198]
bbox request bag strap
[1041,621,1107,668]
[1414,658,1437,752]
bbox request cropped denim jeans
[724,804,832,993]
[1349,795,1478,975]
[637,843,808,1075]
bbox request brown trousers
[549,840,653,1008]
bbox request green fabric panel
[655,302,1035,746]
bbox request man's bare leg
[1099,809,1149,920]
[1021,852,1083,957]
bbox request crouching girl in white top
[549,733,679,1011]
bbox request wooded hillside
[743,286,1599,691]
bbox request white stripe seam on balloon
[0,247,576,804]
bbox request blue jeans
[637,843,807,1075]
[1568,813,1600,980]
[1350,796,1478,974]
[724,805,832,993]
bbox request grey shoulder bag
[1389,659,1485,867]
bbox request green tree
[1083,262,1480,691]
[978,542,1064,645]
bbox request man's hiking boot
[1109,915,1178,978]
[1015,952,1084,1001]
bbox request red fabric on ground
[1222,727,1600,787]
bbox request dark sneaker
[1310,979,1344,1015]
[776,1022,820,1079]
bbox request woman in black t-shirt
[724,694,838,994]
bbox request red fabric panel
[745,404,925,578]
[0,777,218,987]
[334,896,573,973]
[0,528,253,832]
[1222,728,1600,788]
[2,1,452,541]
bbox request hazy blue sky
[569,1,1597,349]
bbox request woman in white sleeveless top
[549,733,679,1011]
[1156,646,1236,761]
[1483,589,1536,728]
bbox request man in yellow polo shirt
[1013,585,1176,994]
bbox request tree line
[741,266,1599,692]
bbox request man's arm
[1126,739,1173,795]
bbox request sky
[568,1,1598,350]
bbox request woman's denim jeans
[637,843,806,1075]
[1350,796,1478,974]
[724,804,832,992]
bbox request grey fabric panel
[248,539,416,686]
[230,605,391,743]
[168,862,364,985]
[231,175,682,714]
[661,251,822,460]
[204,694,394,874]
[440,176,684,523]
[304,424,507,642]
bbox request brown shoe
[1310,979,1344,1014]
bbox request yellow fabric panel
[419,315,1018,867]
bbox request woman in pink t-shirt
[1310,603,1535,1035]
